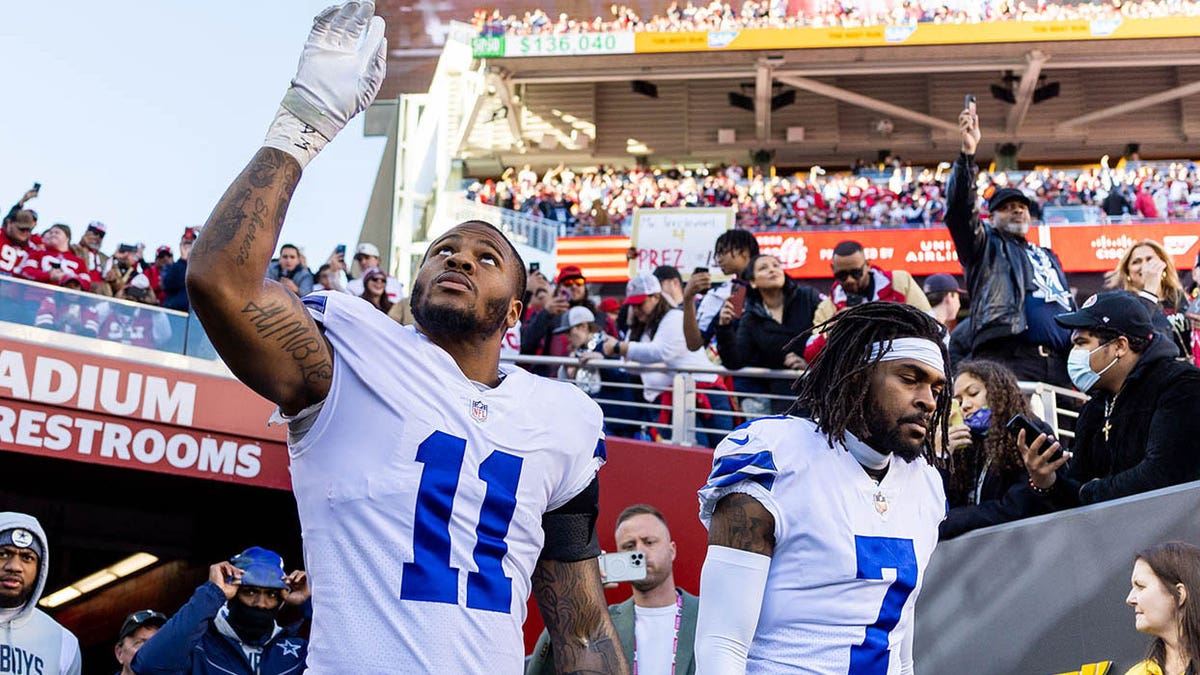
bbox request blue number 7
[847,535,918,675]
[400,431,524,613]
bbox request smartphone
[32,182,41,193]
[335,244,346,255]
[948,399,964,428]
[964,94,976,110]
[692,266,708,275]
[598,550,647,584]
[1005,413,1061,462]
[558,287,572,302]
[728,283,747,318]
[529,261,541,272]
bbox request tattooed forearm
[194,148,301,271]
[709,493,776,556]
[532,559,629,675]
[241,300,333,384]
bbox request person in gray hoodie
[0,511,82,675]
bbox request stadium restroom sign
[0,338,290,489]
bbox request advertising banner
[556,222,1200,281]
[472,32,635,58]
[0,338,290,490]
[629,207,735,279]
[631,16,1200,54]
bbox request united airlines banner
[917,481,1200,675]
[0,337,291,489]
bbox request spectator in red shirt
[149,246,173,304]
[0,209,37,276]
[34,272,97,336]
[16,224,92,290]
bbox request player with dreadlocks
[694,301,952,674]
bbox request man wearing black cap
[947,99,1075,387]
[114,609,166,675]
[0,511,82,675]
[1023,291,1200,507]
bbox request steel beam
[1005,50,1048,136]
[1056,79,1200,130]
[755,60,773,140]
[775,74,959,133]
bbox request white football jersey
[290,291,606,674]
[698,416,945,675]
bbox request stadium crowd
[467,159,1200,231]
[472,0,1200,36]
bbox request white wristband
[262,106,328,169]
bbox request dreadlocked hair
[792,302,952,469]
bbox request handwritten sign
[629,208,735,280]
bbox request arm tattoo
[241,300,332,385]
[532,559,629,675]
[709,493,776,556]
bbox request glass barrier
[0,275,219,359]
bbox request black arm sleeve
[540,477,601,562]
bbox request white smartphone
[598,550,647,584]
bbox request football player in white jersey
[184,3,628,673]
[694,302,953,674]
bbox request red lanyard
[632,590,683,675]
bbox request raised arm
[186,2,386,415]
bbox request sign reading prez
[629,207,735,280]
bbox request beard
[410,279,511,340]
[863,400,929,463]
[997,218,1030,237]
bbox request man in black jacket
[1024,291,1200,507]
[946,99,1075,388]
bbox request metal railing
[502,353,1089,447]
[0,275,218,359]
[438,193,560,253]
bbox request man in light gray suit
[527,504,698,675]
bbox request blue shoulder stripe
[706,450,777,491]
[301,293,328,313]
[593,438,607,462]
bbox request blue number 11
[848,535,918,675]
[400,430,524,613]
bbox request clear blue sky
[1,1,387,266]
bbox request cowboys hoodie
[0,512,82,675]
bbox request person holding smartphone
[713,254,823,415]
[938,359,1060,539]
[527,504,700,675]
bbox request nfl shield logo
[471,400,489,423]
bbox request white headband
[869,337,946,372]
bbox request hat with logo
[0,527,42,560]
[118,610,167,642]
[624,272,662,305]
[116,243,138,254]
[229,547,288,589]
[86,221,107,235]
[553,306,601,334]
[556,265,585,285]
[355,243,380,258]
[1054,290,1155,340]
[987,187,1032,213]
[922,273,968,296]
[156,245,173,258]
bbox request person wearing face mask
[938,359,1058,540]
[947,97,1076,389]
[132,547,310,675]
[1022,291,1200,508]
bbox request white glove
[264,1,387,167]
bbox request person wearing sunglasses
[71,220,110,285]
[805,240,932,361]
